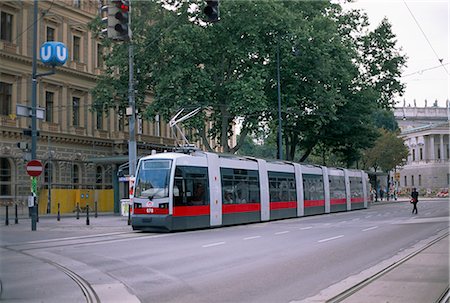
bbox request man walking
[411,188,419,214]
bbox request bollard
[57,203,60,221]
[127,204,131,226]
[94,201,98,218]
[86,204,90,226]
[36,201,39,223]
[5,205,9,226]
[76,203,80,220]
[15,204,18,224]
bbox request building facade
[0,1,179,212]
[394,104,450,196]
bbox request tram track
[326,231,450,303]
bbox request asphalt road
[1,199,448,303]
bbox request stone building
[0,1,216,213]
[394,103,450,196]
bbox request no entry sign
[26,160,43,177]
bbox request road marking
[202,242,225,248]
[300,226,312,230]
[244,236,261,240]
[275,231,290,235]
[318,235,344,243]
[362,226,378,232]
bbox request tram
[131,151,368,232]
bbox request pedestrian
[410,187,419,214]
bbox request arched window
[0,158,12,196]
[72,164,80,188]
[96,165,103,189]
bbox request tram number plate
[146,208,154,214]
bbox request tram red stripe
[270,201,297,210]
[133,207,169,215]
[173,205,210,217]
[330,198,347,205]
[304,200,325,207]
[223,203,260,214]
[351,197,365,203]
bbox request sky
[343,0,449,108]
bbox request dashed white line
[318,235,344,243]
[275,231,290,235]
[300,226,312,230]
[362,226,378,232]
[244,236,261,240]
[202,242,225,248]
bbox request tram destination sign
[26,160,43,177]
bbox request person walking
[411,188,419,214]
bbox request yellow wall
[38,189,114,214]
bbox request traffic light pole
[128,1,137,177]
[30,0,39,231]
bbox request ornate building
[394,103,450,196]
[0,1,179,213]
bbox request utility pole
[128,1,136,177]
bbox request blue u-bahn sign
[40,42,68,66]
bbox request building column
[429,135,435,162]
[440,134,444,161]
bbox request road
[1,199,448,302]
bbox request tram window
[174,166,209,206]
[349,177,363,198]
[303,174,324,201]
[221,168,260,204]
[268,172,296,202]
[329,175,346,199]
[135,160,172,199]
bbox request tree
[89,1,406,164]
[363,129,408,173]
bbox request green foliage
[362,129,409,172]
[89,0,406,166]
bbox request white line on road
[300,226,312,230]
[202,242,225,248]
[244,236,261,240]
[362,226,378,232]
[275,231,290,235]
[318,235,344,243]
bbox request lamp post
[276,40,282,160]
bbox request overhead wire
[403,0,449,75]
[401,63,450,78]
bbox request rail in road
[325,232,449,303]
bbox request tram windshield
[135,160,172,199]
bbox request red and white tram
[131,151,368,232]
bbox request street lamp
[276,40,282,160]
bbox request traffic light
[107,0,130,41]
[203,0,219,23]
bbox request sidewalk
[339,234,449,303]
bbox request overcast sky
[343,0,449,108]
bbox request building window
[0,11,13,42]
[412,149,415,161]
[0,158,12,195]
[447,174,450,186]
[96,43,104,68]
[73,0,81,8]
[73,35,81,62]
[72,97,80,126]
[46,26,55,41]
[411,175,414,186]
[45,91,54,122]
[96,111,103,130]
[419,148,423,160]
[418,174,422,186]
[96,166,103,189]
[72,164,80,188]
[118,110,124,131]
[437,148,441,159]
[0,82,12,116]
[404,175,407,187]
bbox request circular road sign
[26,160,43,177]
